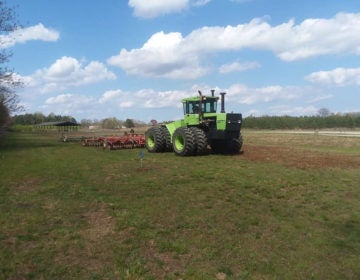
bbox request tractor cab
[182,96,218,115]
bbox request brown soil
[241,144,360,169]
[54,204,117,274]
[81,206,115,241]
[142,240,192,278]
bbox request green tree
[101,117,120,129]
[124,118,135,128]
[33,112,45,124]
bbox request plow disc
[82,134,145,150]
[81,137,106,147]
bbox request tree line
[80,117,142,129]
[11,113,146,129]
[12,112,77,125]
[243,113,360,129]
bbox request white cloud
[219,61,260,74]
[97,84,312,112]
[275,13,360,61]
[120,101,134,108]
[243,104,320,117]
[47,57,81,77]
[226,84,301,105]
[99,89,123,104]
[45,94,76,105]
[184,12,360,61]
[98,89,135,108]
[108,31,208,79]
[230,0,253,3]
[127,0,253,18]
[43,93,96,116]
[192,0,212,7]
[306,67,360,86]
[108,12,360,80]
[23,56,116,93]
[307,94,333,103]
[99,88,189,109]
[269,105,319,116]
[128,0,189,19]
[0,23,59,49]
[141,89,189,108]
[25,82,333,120]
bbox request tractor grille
[226,113,242,131]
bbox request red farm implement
[81,134,145,150]
[103,134,145,150]
[81,136,106,147]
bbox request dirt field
[242,144,360,169]
[268,130,360,137]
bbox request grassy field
[0,130,360,279]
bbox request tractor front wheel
[172,127,196,156]
[161,126,173,152]
[189,127,209,155]
[145,127,165,152]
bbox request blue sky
[3,0,360,122]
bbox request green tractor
[145,89,243,156]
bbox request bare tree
[0,1,23,127]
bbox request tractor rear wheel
[227,138,242,154]
[211,137,242,154]
[172,127,196,156]
[145,127,165,152]
[189,127,209,155]
[210,140,226,154]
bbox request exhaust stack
[220,92,226,113]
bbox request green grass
[1,130,360,279]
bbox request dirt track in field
[241,144,360,169]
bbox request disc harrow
[81,134,145,150]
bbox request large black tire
[172,127,196,156]
[227,138,242,154]
[238,135,243,151]
[189,127,209,155]
[145,127,165,152]
[161,126,173,152]
[211,137,242,154]
[210,139,226,154]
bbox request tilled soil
[241,144,360,169]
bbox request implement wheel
[172,127,196,156]
[145,127,165,152]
